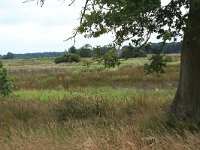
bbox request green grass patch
[10,87,176,103]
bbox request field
[1,56,200,150]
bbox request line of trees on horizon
[0,42,181,59]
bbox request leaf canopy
[77,0,189,46]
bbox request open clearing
[1,56,200,150]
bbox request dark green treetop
[76,0,189,46]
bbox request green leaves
[144,53,172,74]
[0,60,13,97]
[103,49,120,68]
[54,53,80,64]
[121,45,147,59]
[77,0,188,47]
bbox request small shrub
[103,49,120,68]
[0,60,13,97]
[163,56,173,63]
[144,53,168,74]
[55,53,80,64]
[121,46,147,59]
[92,46,106,64]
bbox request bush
[68,46,78,54]
[121,46,147,59]
[79,48,93,58]
[92,46,111,63]
[0,60,13,97]
[103,49,121,68]
[163,56,173,63]
[144,53,168,74]
[54,53,80,64]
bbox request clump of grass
[55,97,111,122]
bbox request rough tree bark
[170,1,200,121]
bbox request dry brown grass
[1,57,199,149]
[0,125,200,150]
[10,64,179,90]
[0,93,199,150]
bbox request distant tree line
[67,42,181,59]
[143,42,182,54]
[0,42,181,59]
[14,52,64,59]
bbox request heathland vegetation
[0,55,200,149]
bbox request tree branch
[23,0,45,7]
[80,0,90,24]
[68,0,75,6]
[22,0,35,3]
[64,0,90,44]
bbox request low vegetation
[144,53,173,74]
[103,49,121,68]
[0,56,199,149]
[0,60,13,96]
[54,53,80,64]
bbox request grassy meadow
[1,56,200,150]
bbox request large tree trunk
[170,1,200,121]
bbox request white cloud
[0,0,85,54]
[161,0,171,6]
[0,0,179,55]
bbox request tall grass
[1,57,199,149]
[10,64,179,90]
[10,87,175,102]
[0,91,199,149]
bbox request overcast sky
[0,0,171,55]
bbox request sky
[0,0,171,55]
